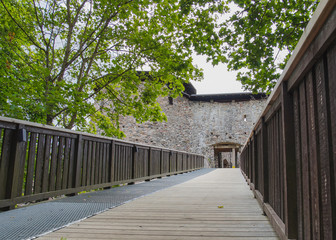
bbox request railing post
[281,81,298,239]
[3,125,27,210]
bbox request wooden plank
[55,137,65,191]
[127,146,132,180]
[264,203,286,240]
[252,132,258,189]
[279,110,284,221]
[86,141,92,186]
[274,112,280,217]
[121,145,125,181]
[99,142,104,183]
[25,132,37,196]
[90,141,96,185]
[269,117,275,211]
[305,71,321,240]
[42,135,51,193]
[327,42,336,240]
[67,138,76,188]
[264,96,282,123]
[34,134,46,194]
[102,143,107,183]
[62,138,71,190]
[120,145,124,181]
[49,136,59,192]
[315,58,333,239]
[74,135,83,188]
[122,146,128,180]
[7,126,27,201]
[0,128,7,199]
[261,118,269,204]
[281,82,298,239]
[24,126,77,139]
[148,148,152,177]
[96,142,101,183]
[114,145,119,181]
[0,121,16,129]
[299,80,312,240]
[81,140,88,186]
[82,135,111,144]
[293,89,303,240]
[96,142,101,184]
[110,141,115,182]
[106,143,111,182]
[39,169,279,240]
[131,146,137,179]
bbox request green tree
[220,0,319,93]
[0,0,225,137]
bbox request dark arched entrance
[213,142,241,168]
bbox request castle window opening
[168,97,173,105]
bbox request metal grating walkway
[0,169,214,240]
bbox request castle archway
[213,142,241,168]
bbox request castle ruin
[119,83,267,167]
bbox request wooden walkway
[39,169,279,239]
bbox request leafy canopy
[220,0,319,93]
[0,0,225,137]
[0,0,320,137]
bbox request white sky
[190,3,246,95]
[191,54,245,94]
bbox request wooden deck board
[39,169,279,239]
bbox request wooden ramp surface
[39,169,279,239]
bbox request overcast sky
[189,2,246,95]
[190,54,245,94]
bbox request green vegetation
[220,0,319,93]
[0,0,225,136]
[0,0,319,135]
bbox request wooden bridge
[0,1,336,240]
[38,169,278,240]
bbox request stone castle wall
[119,95,267,167]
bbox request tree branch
[0,0,46,52]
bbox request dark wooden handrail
[0,116,204,210]
[240,1,336,240]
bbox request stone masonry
[119,85,267,167]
